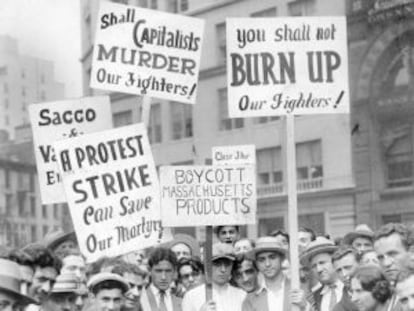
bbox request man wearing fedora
[343,224,374,254]
[0,258,36,311]
[242,236,307,311]
[301,236,344,311]
[182,242,246,311]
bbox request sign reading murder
[227,17,349,117]
[212,145,256,166]
[160,165,256,227]
[29,97,112,205]
[54,124,162,262]
[90,1,204,104]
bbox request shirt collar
[321,280,343,295]
[255,275,285,295]
[150,283,171,298]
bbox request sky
[0,0,82,97]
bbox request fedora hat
[87,272,129,293]
[251,236,287,258]
[300,236,338,265]
[43,229,77,250]
[0,258,36,305]
[343,224,374,246]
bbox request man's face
[212,258,233,286]
[123,272,144,309]
[298,231,313,253]
[29,266,58,303]
[350,278,377,311]
[0,291,19,311]
[352,237,373,253]
[234,240,253,255]
[61,255,86,281]
[333,253,358,288]
[233,260,258,293]
[396,275,414,311]
[256,251,283,280]
[179,265,203,291]
[54,240,78,259]
[94,289,123,311]
[218,226,238,244]
[43,293,77,311]
[374,233,409,283]
[150,260,175,291]
[310,253,337,285]
[171,243,191,261]
[19,265,34,295]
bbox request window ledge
[380,186,414,198]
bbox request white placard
[227,16,349,117]
[212,145,256,166]
[160,165,256,227]
[54,124,162,262]
[29,96,113,205]
[91,1,204,104]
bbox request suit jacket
[242,278,292,311]
[332,288,358,311]
[140,287,182,311]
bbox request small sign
[227,16,349,117]
[160,165,256,227]
[90,1,204,104]
[54,124,162,262]
[212,145,256,166]
[29,96,112,205]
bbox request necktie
[329,284,337,311]
[159,290,168,311]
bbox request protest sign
[54,124,162,262]
[212,144,256,166]
[29,96,112,205]
[160,165,256,227]
[90,1,204,104]
[227,16,349,117]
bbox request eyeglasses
[180,271,200,280]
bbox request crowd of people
[1,223,414,311]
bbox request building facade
[0,36,64,139]
[348,0,414,228]
[81,0,357,239]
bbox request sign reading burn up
[91,2,204,104]
[54,124,162,262]
[29,97,112,205]
[160,165,256,227]
[227,17,349,117]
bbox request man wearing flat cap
[88,272,129,311]
[242,236,307,311]
[301,237,344,311]
[342,224,374,254]
[183,242,246,311]
[0,258,36,311]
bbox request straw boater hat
[43,229,77,250]
[300,236,338,265]
[51,273,83,294]
[251,236,287,258]
[343,224,374,246]
[0,258,36,304]
[87,272,129,293]
[167,233,201,258]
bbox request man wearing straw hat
[0,258,36,311]
[342,224,374,254]
[242,236,307,311]
[301,236,343,311]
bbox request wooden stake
[204,225,213,301]
[141,96,152,126]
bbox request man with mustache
[374,223,410,311]
[301,236,342,311]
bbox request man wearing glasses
[177,257,205,293]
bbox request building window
[6,194,13,216]
[171,102,193,140]
[5,169,10,188]
[148,103,162,144]
[258,217,284,236]
[382,124,413,188]
[43,225,49,236]
[288,2,305,16]
[30,173,35,192]
[31,225,37,242]
[138,0,149,7]
[168,0,178,12]
[17,191,26,217]
[218,88,243,131]
[257,147,283,185]
[150,0,157,9]
[113,110,133,127]
[296,140,323,180]
[180,0,188,11]
[251,7,277,17]
[299,213,325,236]
[42,205,47,218]
[53,204,59,219]
[254,116,280,124]
[216,23,226,64]
[40,74,45,84]
[4,83,8,93]
[30,197,36,217]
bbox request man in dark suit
[331,246,359,311]
[140,247,182,311]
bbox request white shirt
[320,280,344,311]
[140,284,174,311]
[182,283,246,311]
[256,277,285,311]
